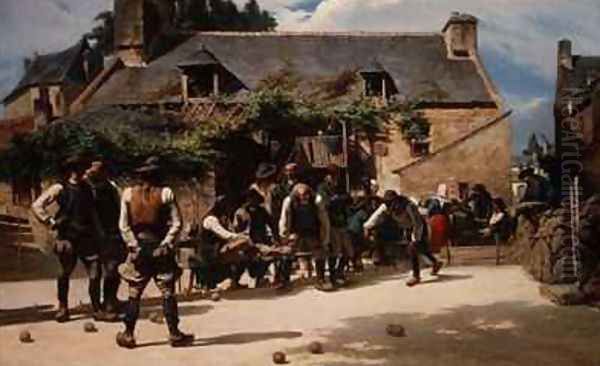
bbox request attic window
[180,65,219,100]
[359,61,396,100]
[364,74,386,98]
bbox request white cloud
[278,0,600,85]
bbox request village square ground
[1,251,600,366]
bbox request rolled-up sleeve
[161,187,182,248]
[316,195,330,245]
[278,196,292,239]
[202,216,238,240]
[363,203,387,230]
[119,188,138,248]
[31,184,63,225]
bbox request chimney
[114,0,145,67]
[558,39,573,70]
[442,12,478,59]
[113,0,176,67]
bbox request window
[410,139,430,157]
[364,74,385,97]
[188,68,218,98]
[11,177,34,207]
[458,182,470,201]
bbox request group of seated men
[195,162,446,291]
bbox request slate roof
[88,32,496,106]
[3,40,87,104]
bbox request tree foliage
[0,67,429,182]
[86,1,277,56]
[188,0,277,31]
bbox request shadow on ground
[0,298,213,327]
[287,301,600,366]
[136,330,303,348]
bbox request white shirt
[202,215,240,241]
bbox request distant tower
[113,0,176,67]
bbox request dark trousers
[57,250,102,311]
[408,243,438,279]
[350,233,365,271]
[123,257,180,335]
[248,259,271,286]
[275,256,293,284]
[102,256,122,312]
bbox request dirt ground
[2,263,600,366]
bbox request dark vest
[290,199,320,238]
[90,180,120,236]
[247,205,271,244]
[55,182,96,237]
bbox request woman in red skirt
[426,184,453,255]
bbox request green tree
[87,10,114,55]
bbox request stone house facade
[83,6,513,201]
[554,39,600,195]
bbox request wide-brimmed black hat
[472,183,487,193]
[492,197,507,210]
[383,190,399,204]
[62,155,89,172]
[518,167,535,180]
[134,156,161,174]
[255,163,277,179]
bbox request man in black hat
[85,159,124,321]
[250,162,278,214]
[364,190,443,287]
[116,157,193,348]
[32,155,105,322]
[233,188,279,288]
[272,163,301,223]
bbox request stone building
[0,38,103,219]
[0,5,515,246]
[554,39,600,195]
[2,38,103,125]
[82,7,513,200]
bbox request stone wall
[4,89,34,119]
[392,113,511,200]
[376,107,511,199]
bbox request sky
[0,0,599,153]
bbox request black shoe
[169,331,194,347]
[93,310,113,322]
[432,261,444,276]
[315,281,335,292]
[116,331,136,349]
[275,282,292,292]
[335,277,347,287]
[55,307,70,323]
[102,311,121,322]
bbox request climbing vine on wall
[0,69,431,181]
